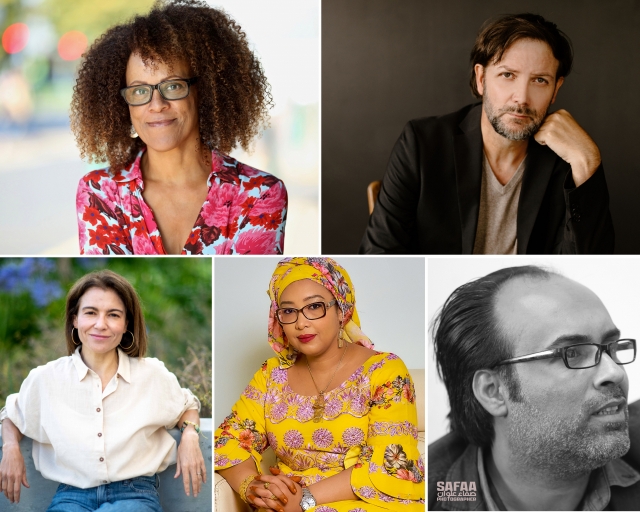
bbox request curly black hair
[70,0,272,171]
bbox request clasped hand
[247,467,304,512]
[533,109,601,187]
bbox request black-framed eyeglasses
[120,77,199,106]
[494,339,636,370]
[276,300,337,324]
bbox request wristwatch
[299,487,317,511]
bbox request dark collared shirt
[432,444,640,511]
[476,447,640,511]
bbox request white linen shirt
[0,347,200,489]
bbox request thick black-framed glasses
[120,77,199,106]
[276,300,337,324]
[494,339,636,370]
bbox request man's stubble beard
[506,389,630,480]
[482,88,548,141]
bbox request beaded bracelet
[239,474,258,503]
[180,420,208,439]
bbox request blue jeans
[46,475,163,512]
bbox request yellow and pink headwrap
[267,257,374,368]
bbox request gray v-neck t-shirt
[473,154,526,255]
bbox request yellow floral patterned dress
[215,352,425,511]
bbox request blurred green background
[0,257,212,417]
[0,0,155,121]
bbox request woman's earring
[120,330,135,350]
[130,125,138,138]
[338,326,344,348]
[71,328,81,346]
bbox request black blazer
[360,103,615,254]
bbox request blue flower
[0,259,63,307]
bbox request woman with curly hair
[72,0,287,255]
[215,258,425,511]
[0,270,206,511]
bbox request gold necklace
[306,343,348,423]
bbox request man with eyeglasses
[429,265,640,510]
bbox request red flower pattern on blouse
[76,149,287,254]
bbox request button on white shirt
[0,347,200,489]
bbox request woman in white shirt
[0,269,206,511]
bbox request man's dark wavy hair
[431,265,557,447]
[469,13,573,98]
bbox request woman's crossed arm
[219,461,357,512]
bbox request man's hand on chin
[533,109,602,187]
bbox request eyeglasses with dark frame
[494,338,636,370]
[276,300,337,324]
[120,77,199,106]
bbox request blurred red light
[2,23,29,54]
[58,31,88,61]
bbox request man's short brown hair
[469,13,573,98]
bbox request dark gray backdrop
[322,0,640,254]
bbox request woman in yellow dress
[214,257,424,511]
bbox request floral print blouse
[215,352,425,511]
[76,149,287,255]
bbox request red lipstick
[297,334,316,343]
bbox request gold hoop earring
[120,331,135,350]
[71,328,81,346]
[338,326,344,348]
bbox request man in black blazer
[430,265,639,510]
[360,13,614,254]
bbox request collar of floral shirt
[110,147,241,191]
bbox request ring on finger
[263,482,270,489]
